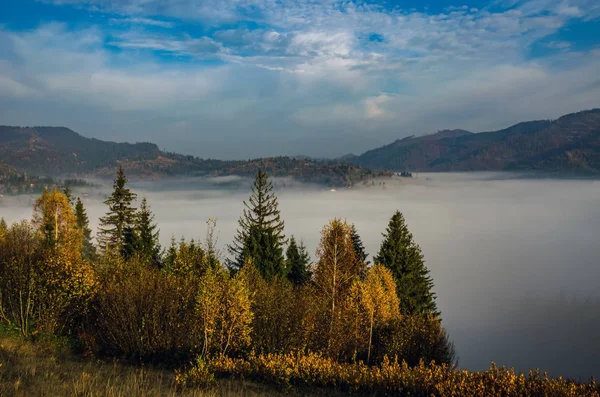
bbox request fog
[2,173,599,379]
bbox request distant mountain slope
[0,126,161,175]
[349,109,600,172]
[0,126,390,186]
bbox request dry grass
[0,335,293,397]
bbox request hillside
[348,109,600,173]
[0,126,391,187]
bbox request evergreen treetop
[228,170,286,279]
[286,235,312,285]
[375,211,438,316]
[135,197,161,267]
[63,185,74,207]
[75,197,97,261]
[97,166,137,253]
[350,223,370,270]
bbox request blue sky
[0,0,599,158]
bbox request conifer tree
[286,235,312,285]
[63,186,74,207]
[98,166,137,254]
[75,197,96,261]
[228,170,285,279]
[164,236,178,269]
[135,197,161,267]
[375,211,438,316]
[350,224,369,269]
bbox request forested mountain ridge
[348,109,600,172]
[0,126,391,186]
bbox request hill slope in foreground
[0,126,391,187]
[349,109,600,173]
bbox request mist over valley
[2,172,598,379]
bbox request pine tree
[136,197,161,267]
[63,186,74,207]
[228,170,285,279]
[350,224,369,270]
[98,166,137,254]
[286,235,312,285]
[75,197,97,261]
[375,211,438,316]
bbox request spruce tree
[228,170,285,279]
[98,166,137,254]
[375,211,438,316]
[75,197,97,261]
[350,223,370,269]
[136,197,161,267]
[63,185,74,207]
[286,235,312,285]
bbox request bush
[175,357,215,389]
[0,221,96,337]
[373,315,456,366]
[89,258,199,362]
[204,352,599,396]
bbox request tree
[196,266,253,357]
[2,194,96,336]
[350,224,369,270]
[166,238,209,278]
[357,264,399,364]
[33,189,82,261]
[75,198,97,261]
[204,217,221,270]
[228,170,286,279]
[375,211,438,316]
[286,236,312,285]
[134,197,161,267]
[313,219,363,356]
[63,186,74,207]
[0,217,7,241]
[0,221,42,336]
[98,166,137,254]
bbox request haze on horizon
[1,0,600,159]
[2,173,600,379]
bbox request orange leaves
[202,353,600,396]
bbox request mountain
[348,109,600,173]
[0,126,391,187]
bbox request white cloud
[2,1,599,158]
[109,17,174,28]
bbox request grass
[0,330,304,397]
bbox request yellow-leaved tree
[196,266,253,357]
[33,189,82,261]
[313,219,363,357]
[31,189,96,334]
[358,264,399,364]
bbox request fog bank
[2,173,599,378]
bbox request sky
[0,0,599,159]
